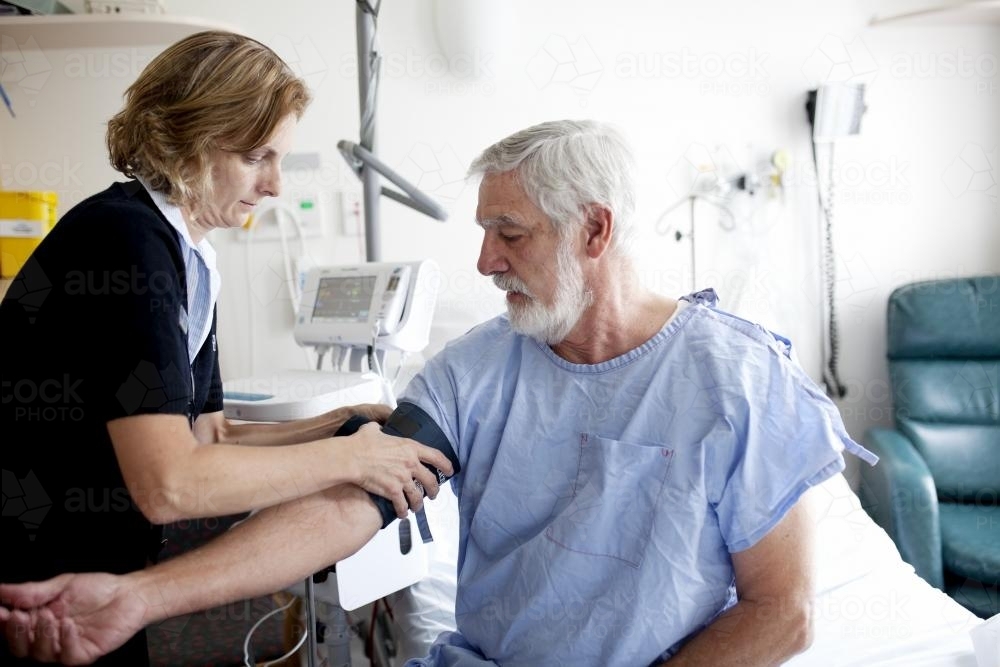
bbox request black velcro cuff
[333,403,459,530]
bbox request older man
[1,120,875,666]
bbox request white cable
[392,351,409,392]
[242,595,306,667]
[368,321,397,408]
[245,213,258,377]
[266,204,307,312]
[370,321,385,379]
[257,202,311,370]
[276,208,299,313]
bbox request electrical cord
[369,321,387,378]
[245,211,259,377]
[811,138,847,398]
[272,204,307,314]
[391,351,409,392]
[365,597,397,667]
[275,205,314,371]
[315,345,330,371]
[244,202,311,371]
[242,595,306,667]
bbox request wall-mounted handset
[374,264,411,335]
[806,85,866,399]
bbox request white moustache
[493,274,534,299]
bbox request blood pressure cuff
[335,401,460,532]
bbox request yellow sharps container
[0,191,58,278]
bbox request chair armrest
[859,428,944,589]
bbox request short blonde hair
[107,30,311,206]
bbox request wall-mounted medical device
[806,83,867,399]
[223,259,441,423]
[807,83,866,143]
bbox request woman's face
[193,113,298,234]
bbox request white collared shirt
[137,179,221,365]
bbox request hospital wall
[1,0,997,477]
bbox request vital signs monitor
[223,260,440,422]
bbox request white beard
[493,238,593,344]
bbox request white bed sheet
[788,475,985,667]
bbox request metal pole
[356,2,381,262]
[325,601,353,667]
[305,577,318,667]
[300,8,386,665]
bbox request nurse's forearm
[221,418,337,447]
[199,404,389,448]
[130,483,380,624]
[218,406,364,447]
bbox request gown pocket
[544,433,673,568]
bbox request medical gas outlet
[242,190,325,240]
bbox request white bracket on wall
[246,192,325,241]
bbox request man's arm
[1,483,381,665]
[662,493,817,666]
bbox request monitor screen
[312,275,377,322]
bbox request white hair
[469,119,638,256]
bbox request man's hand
[0,573,148,665]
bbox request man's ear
[583,204,613,258]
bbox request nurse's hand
[0,573,147,665]
[325,403,393,434]
[342,422,453,518]
[348,403,393,424]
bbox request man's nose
[477,233,508,276]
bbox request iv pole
[337,0,448,263]
[297,4,450,667]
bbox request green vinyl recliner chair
[860,276,999,619]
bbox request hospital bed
[270,471,991,666]
[789,473,992,667]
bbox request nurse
[0,30,451,667]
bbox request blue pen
[0,83,15,118]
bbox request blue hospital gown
[402,289,876,667]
